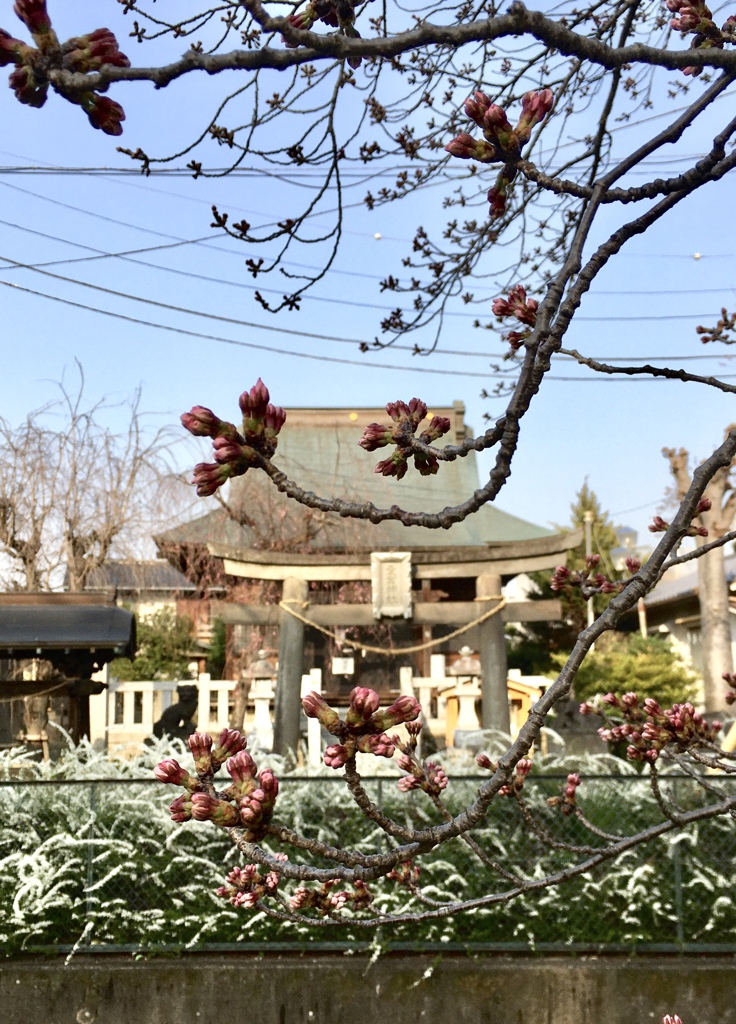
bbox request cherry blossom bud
[625,556,641,574]
[375,452,409,480]
[347,686,381,727]
[180,407,219,438]
[263,404,286,439]
[444,133,497,162]
[258,767,279,804]
[324,743,351,769]
[239,378,270,419]
[13,0,53,41]
[226,749,258,783]
[621,692,638,708]
[464,90,492,126]
[80,93,126,136]
[516,758,533,777]
[487,184,508,219]
[169,794,193,822]
[9,63,47,107]
[420,415,451,443]
[649,515,669,533]
[371,695,421,732]
[212,728,247,767]
[192,792,240,826]
[696,497,712,513]
[661,1015,683,1024]
[602,692,619,706]
[358,422,393,451]
[397,775,421,792]
[643,698,662,716]
[579,702,593,716]
[154,759,196,789]
[0,28,29,66]
[356,732,396,758]
[302,691,343,734]
[476,753,495,770]
[188,732,213,775]
[192,461,234,497]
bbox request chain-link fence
[1,774,734,953]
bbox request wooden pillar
[273,577,309,757]
[477,574,510,734]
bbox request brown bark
[664,438,736,712]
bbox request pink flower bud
[9,63,47,107]
[370,695,421,732]
[192,460,236,497]
[239,378,270,419]
[649,515,669,533]
[212,728,247,766]
[476,753,494,770]
[302,691,343,735]
[625,556,641,574]
[464,90,492,126]
[346,686,381,728]
[324,743,351,769]
[621,692,638,707]
[80,93,126,136]
[180,406,222,438]
[169,794,193,822]
[0,28,29,66]
[374,452,409,480]
[397,775,421,792]
[516,758,533,777]
[13,0,53,40]
[226,749,258,782]
[643,698,662,715]
[358,422,393,452]
[154,759,194,788]
[263,404,286,439]
[356,732,396,758]
[419,415,451,443]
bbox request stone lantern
[445,645,482,746]
[245,650,277,749]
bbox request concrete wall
[1,954,735,1024]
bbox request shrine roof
[157,403,556,555]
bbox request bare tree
[0,365,175,591]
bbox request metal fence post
[85,782,97,947]
[672,780,685,946]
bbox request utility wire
[3,276,736,384]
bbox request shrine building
[157,402,579,753]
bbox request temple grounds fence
[1,774,734,954]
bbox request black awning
[0,605,135,666]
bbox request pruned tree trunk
[664,443,736,712]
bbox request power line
[2,276,736,384]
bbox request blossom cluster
[155,729,280,842]
[547,772,581,815]
[290,878,373,913]
[491,284,539,352]
[181,378,286,496]
[357,398,451,479]
[216,858,285,909]
[665,0,736,76]
[550,553,640,598]
[0,1,128,133]
[475,753,533,796]
[580,691,722,763]
[393,720,449,795]
[302,685,421,768]
[648,497,710,537]
[445,89,554,218]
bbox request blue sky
[1,0,735,552]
